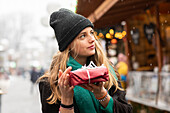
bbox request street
[1,75,41,113]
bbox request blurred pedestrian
[38,8,132,113]
[30,67,39,94]
[116,53,128,89]
[38,67,45,77]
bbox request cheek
[77,44,84,52]
[71,43,83,54]
[75,43,87,54]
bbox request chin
[88,51,95,56]
[80,50,95,57]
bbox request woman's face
[70,27,96,57]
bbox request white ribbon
[82,61,97,69]
[78,61,105,84]
[86,69,91,84]
[82,61,98,84]
[71,61,105,84]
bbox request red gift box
[69,65,109,86]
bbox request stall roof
[76,0,168,29]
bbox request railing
[126,71,170,112]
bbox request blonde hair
[39,34,122,104]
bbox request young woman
[38,8,132,113]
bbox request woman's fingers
[63,66,72,75]
[79,84,86,89]
[87,82,104,93]
[58,69,63,78]
[58,67,73,92]
[58,70,63,84]
[70,86,74,90]
[59,66,72,79]
[57,67,74,99]
[79,84,93,92]
[89,82,103,88]
[64,74,70,85]
[58,67,72,85]
[62,67,72,86]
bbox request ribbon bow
[82,61,104,84]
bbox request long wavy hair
[38,34,122,104]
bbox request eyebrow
[79,30,94,34]
[79,32,86,35]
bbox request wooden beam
[155,5,163,105]
[107,2,155,15]
[109,5,147,15]
[94,19,122,29]
[114,0,147,8]
[98,9,143,23]
[76,0,103,17]
[124,21,132,71]
[88,0,118,23]
[94,9,143,29]
[114,0,163,8]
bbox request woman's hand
[58,66,74,105]
[79,82,107,98]
[80,82,111,108]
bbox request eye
[79,34,85,39]
[90,31,94,35]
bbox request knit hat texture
[50,8,94,52]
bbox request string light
[115,31,126,39]
[111,39,117,44]
[106,33,112,39]
[109,29,114,35]
[98,33,104,38]
[115,32,121,38]
[96,29,126,40]
[122,31,127,37]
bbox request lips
[88,45,95,49]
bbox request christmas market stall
[76,0,170,112]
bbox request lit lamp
[111,39,117,44]
[115,32,122,39]
[98,33,104,38]
[115,32,119,38]
[106,33,112,39]
[109,29,114,35]
[122,31,126,37]
[118,33,123,39]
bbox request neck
[72,55,87,66]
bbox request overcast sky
[0,0,77,38]
[0,0,77,67]
[0,0,77,15]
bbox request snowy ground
[1,75,41,113]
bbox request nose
[88,34,95,43]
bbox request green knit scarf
[67,56,117,113]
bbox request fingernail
[69,66,72,69]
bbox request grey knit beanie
[50,8,94,52]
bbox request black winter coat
[30,70,39,83]
[39,81,133,113]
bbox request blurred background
[0,0,170,113]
